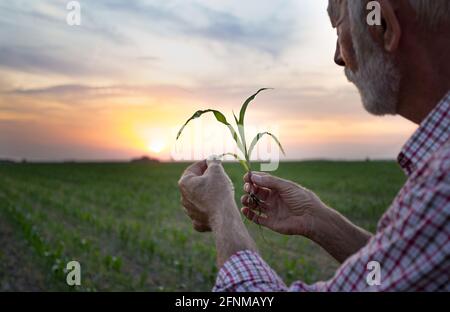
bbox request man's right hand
[241,172,372,262]
[241,172,328,238]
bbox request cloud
[0,1,129,44]
[3,81,367,121]
[94,0,299,56]
[0,46,88,76]
[0,0,304,80]
[0,2,132,77]
[137,56,160,62]
[1,83,197,116]
[6,84,192,99]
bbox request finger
[178,170,202,191]
[243,171,269,183]
[193,221,210,232]
[241,193,269,211]
[178,173,196,190]
[243,182,250,193]
[243,183,271,201]
[179,160,207,188]
[182,205,194,219]
[181,197,198,218]
[184,160,208,177]
[181,192,195,205]
[206,157,222,167]
[241,194,260,209]
[241,207,269,226]
[181,198,193,211]
[205,158,224,175]
[251,174,291,190]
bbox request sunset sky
[0,0,417,161]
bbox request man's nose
[334,42,346,67]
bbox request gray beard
[346,2,401,116]
[344,51,400,116]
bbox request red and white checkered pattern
[213,92,450,292]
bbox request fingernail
[252,174,262,184]
[244,183,250,192]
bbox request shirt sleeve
[212,250,320,292]
[213,159,450,292]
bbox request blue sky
[0,0,416,161]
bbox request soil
[0,215,47,291]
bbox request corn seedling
[176,88,285,206]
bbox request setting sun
[148,139,166,154]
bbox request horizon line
[0,157,397,164]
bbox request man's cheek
[339,30,358,71]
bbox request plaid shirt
[213,92,450,292]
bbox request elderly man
[178,0,450,291]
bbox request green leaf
[219,153,250,172]
[238,88,272,126]
[232,111,239,126]
[176,109,229,140]
[228,124,246,154]
[247,132,286,160]
[232,111,247,157]
[212,110,227,124]
[176,109,245,154]
[237,124,248,160]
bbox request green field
[0,161,406,291]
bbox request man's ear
[368,0,402,52]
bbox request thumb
[205,158,224,176]
[251,173,290,190]
[206,157,222,168]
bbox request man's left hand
[178,159,236,232]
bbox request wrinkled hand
[178,159,235,232]
[241,172,328,237]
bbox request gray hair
[341,0,450,28]
[409,0,450,27]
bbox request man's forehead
[327,0,347,26]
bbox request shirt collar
[397,91,450,176]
